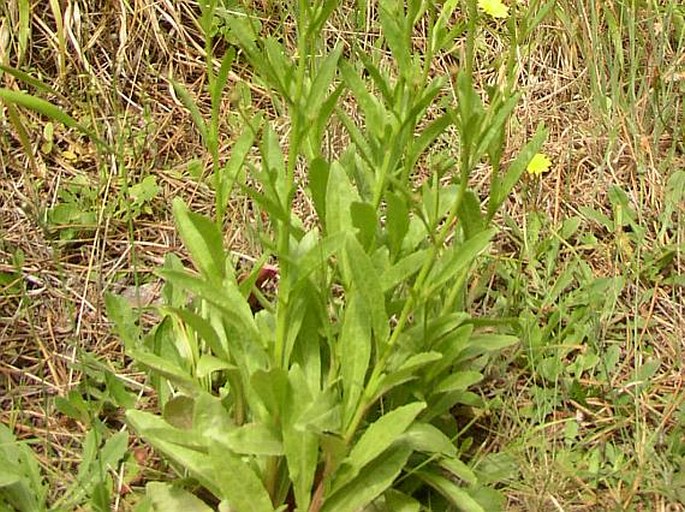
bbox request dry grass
[1,0,683,510]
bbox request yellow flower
[527,153,552,176]
[478,0,509,18]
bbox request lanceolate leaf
[339,292,372,427]
[415,470,485,512]
[321,444,413,512]
[172,199,226,283]
[0,87,108,149]
[426,229,495,294]
[146,482,214,512]
[336,402,426,491]
[343,235,388,344]
[127,411,273,512]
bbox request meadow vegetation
[0,0,683,510]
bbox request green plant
[102,1,554,511]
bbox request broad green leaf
[325,161,359,235]
[309,158,330,225]
[165,307,228,360]
[295,386,342,434]
[321,445,412,512]
[440,457,478,485]
[374,352,442,399]
[404,423,457,457]
[426,229,495,293]
[337,402,425,490]
[384,489,421,512]
[283,367,319,510]
[104,292,141,350]
[457,190,485,240]
[251,368,289,421]
[434,371,483,394]
[380,249,430,292]
[128,349,199,393]
[157,269,261,344]
[195,354,235,378]
[172,199,226,282]
[456,333,518,362]
[386,192,409,259]
[343,235,388,345]
[127,410,272,511]
[307,45,342,119]
[351,201,377,249]
[416,470,485,512]
[339,292,372,426]
[224,423,284,455]
[146,482,214,512]
[378,0,411,78]
[163,395,195,430]
[424,324,474,383]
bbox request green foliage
[102,2,552,510]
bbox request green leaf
[321,444,412,512]
[282,367,319,511]
[171,79,208,145]
[339,292,372,426]
[309,158,330,225]
[146,482,214,512]
[380,249,430,292]
[404,423,458,457]
[224,423,284,455]
[375,352,442,398]
[0,65,60,96]
[351,201,377,249]
[386,192,410,259]
[127,411,273,511]
[489,126,547,220]
[383,489,421,512]
[307,45,342,119]
[211,48,236,125]
[218,119,258,220]
[337,402,425,490]
[457,190,484,240]
[157,269,260,345]
[434,371,483,394]
[165,307,228,361]
[195,354,235,378]
[172,199,226,282]
[128,349,199,393]
[325,161,359,235]
[457,333,518,362]
[426,229,495,293]
[416,470,485,512]
[0,87,108,150]
[344,235,388,346]
[251,368,289,421]
[104,293,141,351]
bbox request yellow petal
[527,153,552,176]
[478,0,509,18]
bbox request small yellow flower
[527,153,552,176]
[478,0,509,18]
